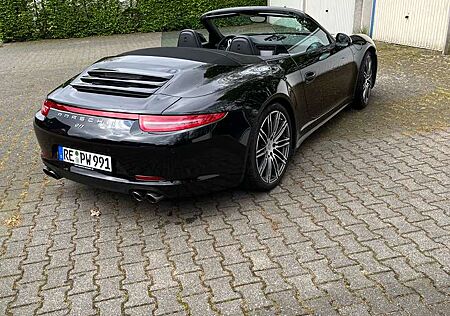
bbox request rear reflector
[41,99,226,132]
[138,113,226,132]
[135,175,164,182]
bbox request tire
[353,51,374,110]
[244,103,294,191]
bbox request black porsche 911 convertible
[34,6,377,202]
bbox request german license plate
[58,146,112,172]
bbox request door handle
[305,71,316,82]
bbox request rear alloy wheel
[245,104,293,190]
[353,52,373,109]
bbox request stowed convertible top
[120,47,263,66]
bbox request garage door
[269,0,355,35]
[373,0,450,50]
[305,0,356,35]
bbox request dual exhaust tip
[43,168,164,204]
[43,167,61,180]
[131,190,164,203]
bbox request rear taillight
[138,113,226,132]
[41,99,226,132]
[41,99,56,117]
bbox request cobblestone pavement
[0,34,449,316]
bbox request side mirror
[335,33,352,48]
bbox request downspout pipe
[369,0,377,37]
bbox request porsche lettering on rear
[55,111,126,130]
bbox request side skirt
[295,102,351,149]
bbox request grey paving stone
[96,241,121,260]
[357,286,400,314]
[183,293,215,316]
[383,257,424,282]
[96,257,122,280]
[339,303,372,316]
[317,246,357,269]
[23,244,50,265]
[289,241,324,263]
[252,222,282,240]
[70,253,96,274]
[194,274,229,303]
[237,283,273,311]
[3,240,27,258]
[334,234,369,254]
[215,298,244,316]
[152,287,184,315]
[415,262,450,288]
[95,297,123,316]
[121,262,149,285]
[218,244,248,266]
[177,271,207,297]
[47,248,73,269]
[0,276,18,298]
[123,281,153,308]
[171,252,200,274]
[10,281,44,307]
[68,291,97,316]
[336,266,376,290]
[307,296,340,316]
[405,278,448,305]
[209,228,237,247]
[404,231,443,251]
[37,286,70,314]
[149,267,178,291]
[349,251,391,274]
[146,249,171,270]
[245,249,278,271]
[255,268,292,294]
[267,290,308,315]
[394,294,436,316]
[235,233,265,252]
[17,261,47,284]
[124,304,155,316]
[68,270,97,295]
[303,259,341,284]
[120,244,146,265]
[192,239,219,260]
[226,262,260,287]
[320,280,363,307]
[261,237,292,257]
[95,276,124,301]
[287,274,325,300]
[9,303,40,316]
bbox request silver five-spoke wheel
[256,110,291,184]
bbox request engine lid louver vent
[71,68,173,98]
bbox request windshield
[209,14,331,54]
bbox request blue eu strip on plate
[58,146,63,161]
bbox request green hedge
[0,0,266,42]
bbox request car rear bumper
[41,160,236,198]
[34,111,250,198]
